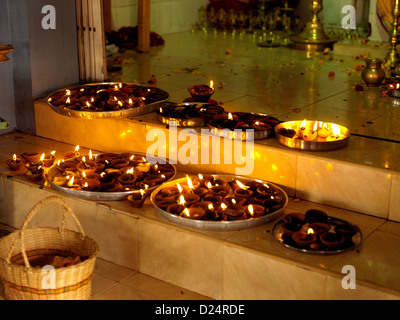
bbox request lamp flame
[228,113,233,121]
[248,204,254,217]
[186,175,194,190]
[183,208,190,217]
[307,228,314,235]
[236,180,249,189]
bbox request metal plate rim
[274,120,350,151]
[272,217,363,255]
[45,152,176,201]
[46,82,169,119]
[150,174,288,231]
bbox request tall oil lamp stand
[387,0,400,75]
[290,0,338,51]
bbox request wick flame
[89,150,93,160]
[84,182,89,188]
[332,124,341,138]
[13,154,17,161]
[210,80,214,89]
[129,98,133,105]
[206,181,213,189]
[232,198,236,205]
[198,174,203,180]
[186,175,194,190]
[40,153,45,162]
[236,180,249,189]
[82,171,87,178]
[179,195,185,205]
[75,145,80,152]
[66,89,71,96]
[66,97,71,104]
[228,113,233,121]
[300,119,307,129]
[183,208,190,217]
[220,203,227,211]
[140,189,146,196]
[68,176,75,187]
[51,151,56,156]
[177,183,183,193]
[126,168,134,174]
[248,204,254,216]
[307,228,314,235]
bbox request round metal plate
[150,174,288,231]
[274,120,350,151]
[272,217,362,255]
[46,82,169,119]
[45,153,176,201]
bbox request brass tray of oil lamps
[274,120,350,151]
[272,210,362,255]
[46,82,169,119]
[156,102,225,127]
[208,112,281,141]
[150,174,288,231]
[45,152,176,201]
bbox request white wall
[111,0,209,34]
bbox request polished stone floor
[107,31,400,172]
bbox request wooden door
[76,0,107,83]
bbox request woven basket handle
[6,196,86,268]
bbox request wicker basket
[0,196,99,300]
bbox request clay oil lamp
[221,203,246,221]
[197,173,213,188]
[21,152,41,164]
[305,209,328,223]
[128,189,147,208]
[326,124,346,142]
[81,178,100,191]
[25,154,44,174]
[104,168,121,178]
[233,180,253,200]
[77,156,98,176]
[67,176,81,190]
[42,151,56,167]
[277,126,296,139]
[182,207,206,220]
[291,228,317,249]
[62,145,80,160]
[319,232,345,250]
[334,223,360,242]
[245,204,265,218]
[188,81,215,102]
[281,222,302,237]
[117,167,137,186]
[166,195,186,215]
[316,122,333,140]
[52,173,72,187]
[6,154,22,171]
[308,222,331,236]
[111,158,129,169]
[203,194,224,206]
[56,160,78,172]
[193,186,210,199]
[224,197,247,207]
[184,192,201,206]
[193,202,216,220]
[299,121,318,142]
[25,166,44,182]
[182,175,200,191]
[211,113,241,130]
[135,157,151,172]
[389,82,400,98]
[144,173,166,186]
[210,184,231,198]
[250,120,273,132]
[283,212,306,225]
[256,183,278,197]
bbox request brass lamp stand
[290,0,338,51]
[387,0,400,71]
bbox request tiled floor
[107,30,400,172]
[0,224,211,300]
